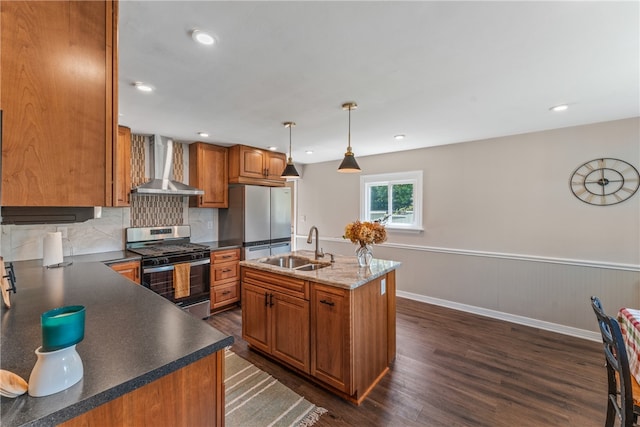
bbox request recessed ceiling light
[191,29,215,46]
[133,82,153,92]
[394,134,406,140]
[305,150,314,155]
[268,146,278,151]
[549,104,569,112]
[198,132,209,137]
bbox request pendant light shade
[338,102,361,173]
[281,122,300,179]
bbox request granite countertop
[240,250,401,290]
[0,261,233,427]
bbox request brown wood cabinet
[242,268,310,374]
[310,283,351,393]
[114,126,132,206]
[241,266,397,404]
[210,248,240,312]
[1,1,118,207]
[228,145,287,186]
[189,142,229,208]
[109,260,141,284]
[59,350,224,427]
[311,274,395,403]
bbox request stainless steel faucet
[306,226,325,260]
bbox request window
[360,171,423,231]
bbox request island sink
[258,255,330,271]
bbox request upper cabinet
[114,126,132,207]
[228,145,286,187]
[189,142,228,208]
[1,1,118,207]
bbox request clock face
[570,158,640,206]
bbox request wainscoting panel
[297,237,640,338]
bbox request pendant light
[281,121,300,179]
[338,102,361,173]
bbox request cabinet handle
[222,290,231,295]
[222,255,233,259]
[269,293,274,307]
[265,292,269,307]
[200,196,203,205]
[320,299,335,306]
[222,269,232,273]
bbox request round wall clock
[570,158,640,206]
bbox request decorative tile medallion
[131,194,184,227]
[130,134,185,227]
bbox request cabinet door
[189,142,228,208]
[311,284,351,393]
[110,261,140,284]
[266,152,287,181]
[272,292,310,374]
[1,1,116,206]
[114,126,132,206]
[242,283,271,354]
[239,146,268,179]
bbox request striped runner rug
[225,350,328,427]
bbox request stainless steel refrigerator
[218,185,292,260]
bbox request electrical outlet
[381,278,386,295]
[207,221,213,230]
[57,226,68,239]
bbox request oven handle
[143,258,210,274]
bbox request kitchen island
[0,261,232,427]
[240,250,400,404]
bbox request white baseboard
[397,290,601,342]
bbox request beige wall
[295,117,640,339]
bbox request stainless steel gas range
[126,226,210,319]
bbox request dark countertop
[240,250,401,290]
[197,240,243,251]
[20,240,243,267]
[0,261,233,427]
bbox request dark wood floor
[206,298,607,427]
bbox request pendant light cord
[289,124,293,158]
[347,105,352,152]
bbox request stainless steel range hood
[132,135,204,196]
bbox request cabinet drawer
[212,261,239,283]
[242,267,309,300]
[211,248,240,263]
[211,282,239,309]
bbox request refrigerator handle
[270,242,290,248]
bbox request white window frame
[360,170,423,231]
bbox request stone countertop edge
[240,250,401,290]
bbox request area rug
[225,350,328,427]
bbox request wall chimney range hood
[131,135,204,196]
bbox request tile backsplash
[130,194,186,227]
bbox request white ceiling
[118,1,639,165]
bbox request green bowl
[41,305,85,352]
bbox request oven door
[142,258,210,307]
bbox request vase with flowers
[343,218,387,267]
